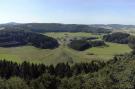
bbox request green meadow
[0,32,131,64]
[45,32,101,38]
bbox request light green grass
[44,32,102,39]
[45,32,102,45]
[84,42,131,60]
[0,43,131,64]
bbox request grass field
[84,42,131,60]
[0,32,131,64]
[45,32,102,45]
[45,32,101,38]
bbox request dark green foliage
[59,54,135,89]
[69,39,106,51]
[0,30,59,48]
[0,60,105,80]
[103,32,130,44]
[128,36,135,54]
[71,61,105,75]
[30,74,61,89]
[59,75,86,89]
[6,77,29,89]
[0,59,105,89]
[0,77,29,89]
[89,40,106,47]
[0,54,135,89]
[85,37,98,40]
[54,63,72,78]
[68,40,91,51]
[0,60,46,79]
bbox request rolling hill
[0,23,111,33]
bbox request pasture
[0,32,131,64]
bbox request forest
[68,39,106,51]
[0,30,59,49]
[103,32,130,44]
[0,59,105,89]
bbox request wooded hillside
[0,23,111,33]
[0,30,59,49]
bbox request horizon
[0,0,135,24]
[1,22,135,26]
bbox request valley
[0,32,131,65]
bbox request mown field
[0,32,131,65]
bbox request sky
[0,0,135,24]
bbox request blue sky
[0,0,135,24]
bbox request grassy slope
[85,42,131,60]
[45,32,101,38]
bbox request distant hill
[91,24,135,30]
[0,23,111,33]
[1,23,135,33]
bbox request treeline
[68,39,106,51]
[0,60,105,80]
[1,23,112,33]
[103,32,130,44]
[0,59,105,89]
[0,30,59,48]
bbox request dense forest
[0,30,59,48]
[59,53,135,89]
[0,53,135,89]
[68,39,106,51]
[0,60,105,80]
[0,59,106,89]
[0,23,111,33]
[103,32,130,44]
[68,40,91,51]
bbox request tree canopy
[128,36,135,54]
[0,30,59,49]
[103,32,130,44]
[68,39,106,51]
